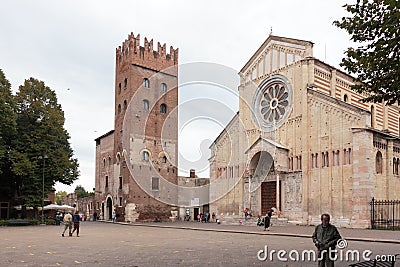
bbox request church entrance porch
[244,137,289,217]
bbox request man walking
[71,211,81,237]
[61,211,72,237]
[312,213,342,267]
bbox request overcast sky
[0,0,353,193]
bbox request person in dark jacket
[312,213,341,267]
[71,211,81,237]
[263,210,272,231]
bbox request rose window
[260,83,289,123]
[252,75,293,132]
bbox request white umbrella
[43,204,62,210]
[59,204,75,211]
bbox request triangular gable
[240,35,314,81]
[245,136,288,154]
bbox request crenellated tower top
[116,32,178,72]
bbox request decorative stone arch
[245,137,289,172]
[158,151,169,164]
[116,152,121,164]
[122,149,127,158]
[140,148,151,162]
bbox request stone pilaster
[351,128,374,228]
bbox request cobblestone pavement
[1,222,399,267]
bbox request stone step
[219,216,289,226]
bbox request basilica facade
[209,35,400,228]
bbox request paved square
[1,222,399,266]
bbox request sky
[0,0,354,193]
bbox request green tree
[0,69,17,198]
[55,191,67,205]
[75,185,90,199]
[334,0,400,105]
[10,77,79,209]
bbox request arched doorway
[106,197,113,221]
[248,151,274,180]
[248,151,279,215]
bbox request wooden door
[261,181,280,215]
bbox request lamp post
[38,155,48,225]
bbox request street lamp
[38,155,48,225]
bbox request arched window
[103,158,106,167]
[371,106,375,128]
[298,156,302,170]
[116,153,121,164]
[142,100,149,111]
[343,94,348,103]
[376,151,383,174]
[288,157,292,170]
[332,151,336,166]
[393,157,397,174]
[335,150,340,166]
[348,148,352,164]
[160,103,167,114]
[311,154,315,168]
[123,100,127,110]
[161,83,167,93]
[325,152,329,167]
[397,158,400,175]
[142,151,149,161]
[118,104,121,114]
[118,83,121,94]
[124,78,127,89]
[108,156,112,165]
[143,78,150,88]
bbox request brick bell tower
[114,33,179,221]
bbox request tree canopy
[74,185,93,199]
[55,191,67,205]
[334,0,400,105]
[0,69,17,197]
[0,75,80,208]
